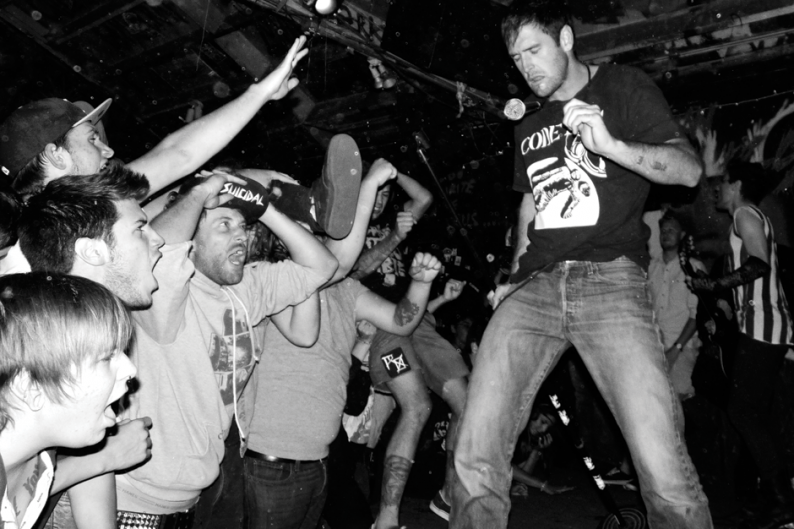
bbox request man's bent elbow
[680,160,703,188]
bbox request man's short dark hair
[726,160,770,205]
[502,0,572,48]
[659,211,685,232]
[18,164,149,274]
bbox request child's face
[53,350,136,447]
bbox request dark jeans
[728,332,790,480]
[322,428,374,529]
[244,456,328,529]
[194,421,246,529]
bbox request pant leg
[565,258,712,529]
[194,421,246,529]
[450,270,570,529]
[727,333,790,480]
[243,457,327,529]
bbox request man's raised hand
[394,211,416,241]
[365,158,398,188]
[562,98,614,157]
[196,171,247,209]
[256,36,309,101]
[442,279,466,302]
[408,252,441,283]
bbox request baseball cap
[0,97,112,178]
[177,173,270,223]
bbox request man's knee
[400,389,432,426]
[441,377,468,417]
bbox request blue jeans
[243,456,327,529]
[450,258,712,529]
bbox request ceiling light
[303,0,339,16]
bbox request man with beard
[112,170,338,528]
[450,1,711,528]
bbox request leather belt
[244,449,325,465]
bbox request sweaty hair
[502,0,572,48]
[11,131,69,201]
[18,163,149,274]
[726,160,770,205]
[0,272,133,430]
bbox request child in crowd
[0,273,137,527]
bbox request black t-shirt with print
[359,218,413,304]
[511,64,684,282]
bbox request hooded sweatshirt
[116,242,326,513]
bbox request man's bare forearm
[609,139,702,187]
[261,206,338,281]
[390,280,431,334]
[350,231,402,280]
[150,186,206,244]
[395,172,433,219]
[510,194,534,276]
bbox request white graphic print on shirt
[522,126,606,230]
[209,308,259,413]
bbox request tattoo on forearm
[381,455,413,509]
[394,298,420,326]
[650,160,667,172]
[635,155,644,165]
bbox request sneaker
[602,468,637,490]
[429,491,451,521]
[311,134,362,239]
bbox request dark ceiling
[2,0,794,278]
[3,0,794,175]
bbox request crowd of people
[1,1,793,529]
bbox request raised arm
[269,291,321,347]
[350,170,433,280]
[260,206,338,283]
[326,158,397,282]
[355,252,440,336]
[396,171,434,219]
[426,278,466,314]
[127,37,308,196]
[150,172,245,244]
[562,98,702,187]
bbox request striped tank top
[727,205,792,345]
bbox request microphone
[504,98,541,121]
[413,131,430,150]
